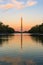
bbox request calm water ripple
[0,33,43,65]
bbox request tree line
[28,23,43,34]
[0,22,15,34]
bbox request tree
[0,22,15,34]
[28,23,43,34]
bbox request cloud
[0,3,14,9]
[26,0,37,6]
[0,0,38,9]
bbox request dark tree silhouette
[28,23,43,34]
[0,22,15,34]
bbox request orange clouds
[0,3,14,9]
[0,0,38,9]
[26,0,37,6]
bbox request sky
[0,0,43,31]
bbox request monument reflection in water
[0,34,43,65]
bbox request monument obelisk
[21,17,22,33]
[21,17,23,49]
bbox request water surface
[0,34,43,65]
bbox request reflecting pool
[0,34,43,65]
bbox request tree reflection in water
[0,34,14,46]
[31,35,43,45]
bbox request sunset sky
[0,0,43,31]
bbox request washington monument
[21,17,23,49]
[21,17,23,33]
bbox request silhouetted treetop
[0,22,15,34]
[28,23,43,34]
